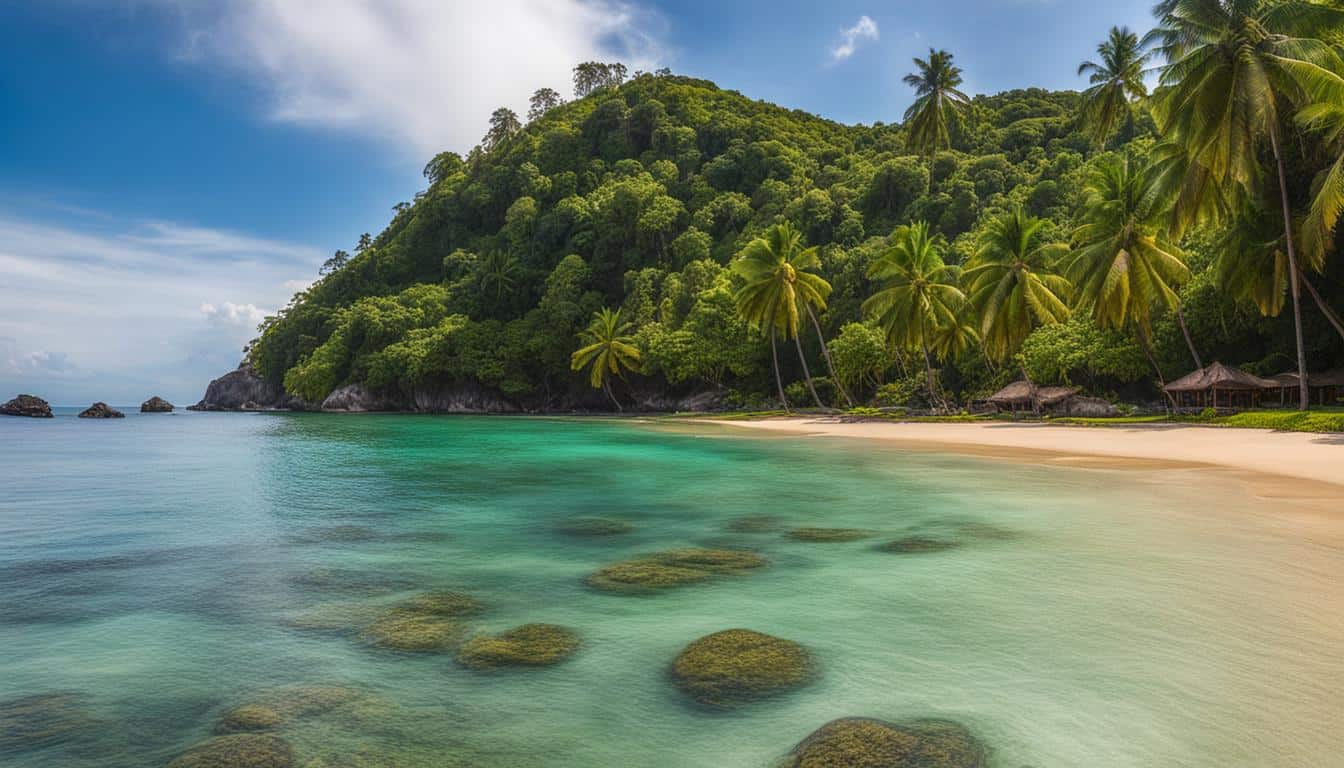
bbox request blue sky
[1,0,1154,405]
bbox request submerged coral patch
[786,527,876,543]
[166,733,296,768]
[456,623,581,669]
[555,518,635,537]
[0,692,96,751]
[783,717,986,767]
[671,629,812,708]
[726,515,785,533]
[396,590,483,617]
[586,548,767,594]
[877,537,961,554]
[357,613,466,652]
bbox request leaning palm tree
[902,49,971,157]
[863,221,965,407]
[1061,151,1198,381]
[964,208,1072,363]
[570,308,641,411]
[1148,0,1344,408]
[732,222,841,410]
[1077,26,1151,146]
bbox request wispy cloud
[831,15,879,62]
[0,208,322,404]
[158,0,667,156]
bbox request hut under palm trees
[1265,370,1344,407]
[1163,362,1277,410]
[987,382,1080,414]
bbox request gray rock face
[409,383,519,413]
[140,396,174,413]
[320,384,399,413]
[188,364,307,411]
[1,394,53,418]
[78,402,125,418]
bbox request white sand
[715,417,1344,492]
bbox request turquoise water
[1,411,1340,767]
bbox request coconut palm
[902,49,971,157]
[570,308,641,411]
[732,222,840,410]
[1077,26,1151,146]
[863,221,965,407]
[963,208,1072,362]
[1148,0,1344,407]
[478,251,522,303]
[1061,151,1199,376]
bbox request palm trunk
[920,337,940,412]
[604,379,622,412]
[1299,268,1344,344]
[1020,361,1040,416]
[1175,303,1202,369]
[1138,332,1175,411]
[1270,123,1310,411]
[805,305,854,407]
[793,333,824,409]
[770,327,790,413]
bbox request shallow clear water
[1,411,1340,767]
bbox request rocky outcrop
[78,402,124,419]
[320,384,398,413]
[140,396,174,413]
[1,394,53,418]
[1055,395,1120,418]
[408,382,519,413]
[189,364,307,411]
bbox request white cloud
[831,15,879,62]
[165,0,666,156]
[0,209,322,405]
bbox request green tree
[963,208,1071,362]
[732,222,836,409]
[484,107,522,152]
[528,88,564,122]
[1077,27,1151,146]
[1149,0,1344,407]
[902,49,971,156]
[1061,151,1197,383]
[570,308,640,410]
[478,252,522,303]
[863,221,966,406]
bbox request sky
[0,0,1155,406]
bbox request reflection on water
[1,412,1341,766]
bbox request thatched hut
[1163,362,1277,410]
[1265,370,1344,406]
[988,382,1079,414]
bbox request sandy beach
[715,417,1344,500]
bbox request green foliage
[1017,315,1147,387]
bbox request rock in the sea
[77,402,124,419]
[140,396,174,412]
[214,704,283,734]
[0,394,53,418]
[726,515,785,533]
[188,363,306,412]
[783,717,986,768]
[214,684,366,736]
[167,733,295,768]
[0,692,95,750]
[586,548,767,594]
[671,629,812,708]
[786,527,876,543]
[456,623,580,669]
[319,384,398,413]
[357,612,467,652]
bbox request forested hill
[243,70,1326,412]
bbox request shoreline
[698,416,1344,498]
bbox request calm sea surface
[1,411,1340,767]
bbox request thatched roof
[988,381,1079,406]
[1269,369,1344,387]
[1164,362,1278,392]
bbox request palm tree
[478,251,522,303]
[863,221,965,407]
[1148,0,1344,408]
[1295,74,1344,344]
[902,49,971,157]
[964,208,1072,363]
[1077,26,1151,146]
[1061,151,1198,383]
[570,308,641,411]
[732,222,841,410]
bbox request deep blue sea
[1,410,1340,766]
